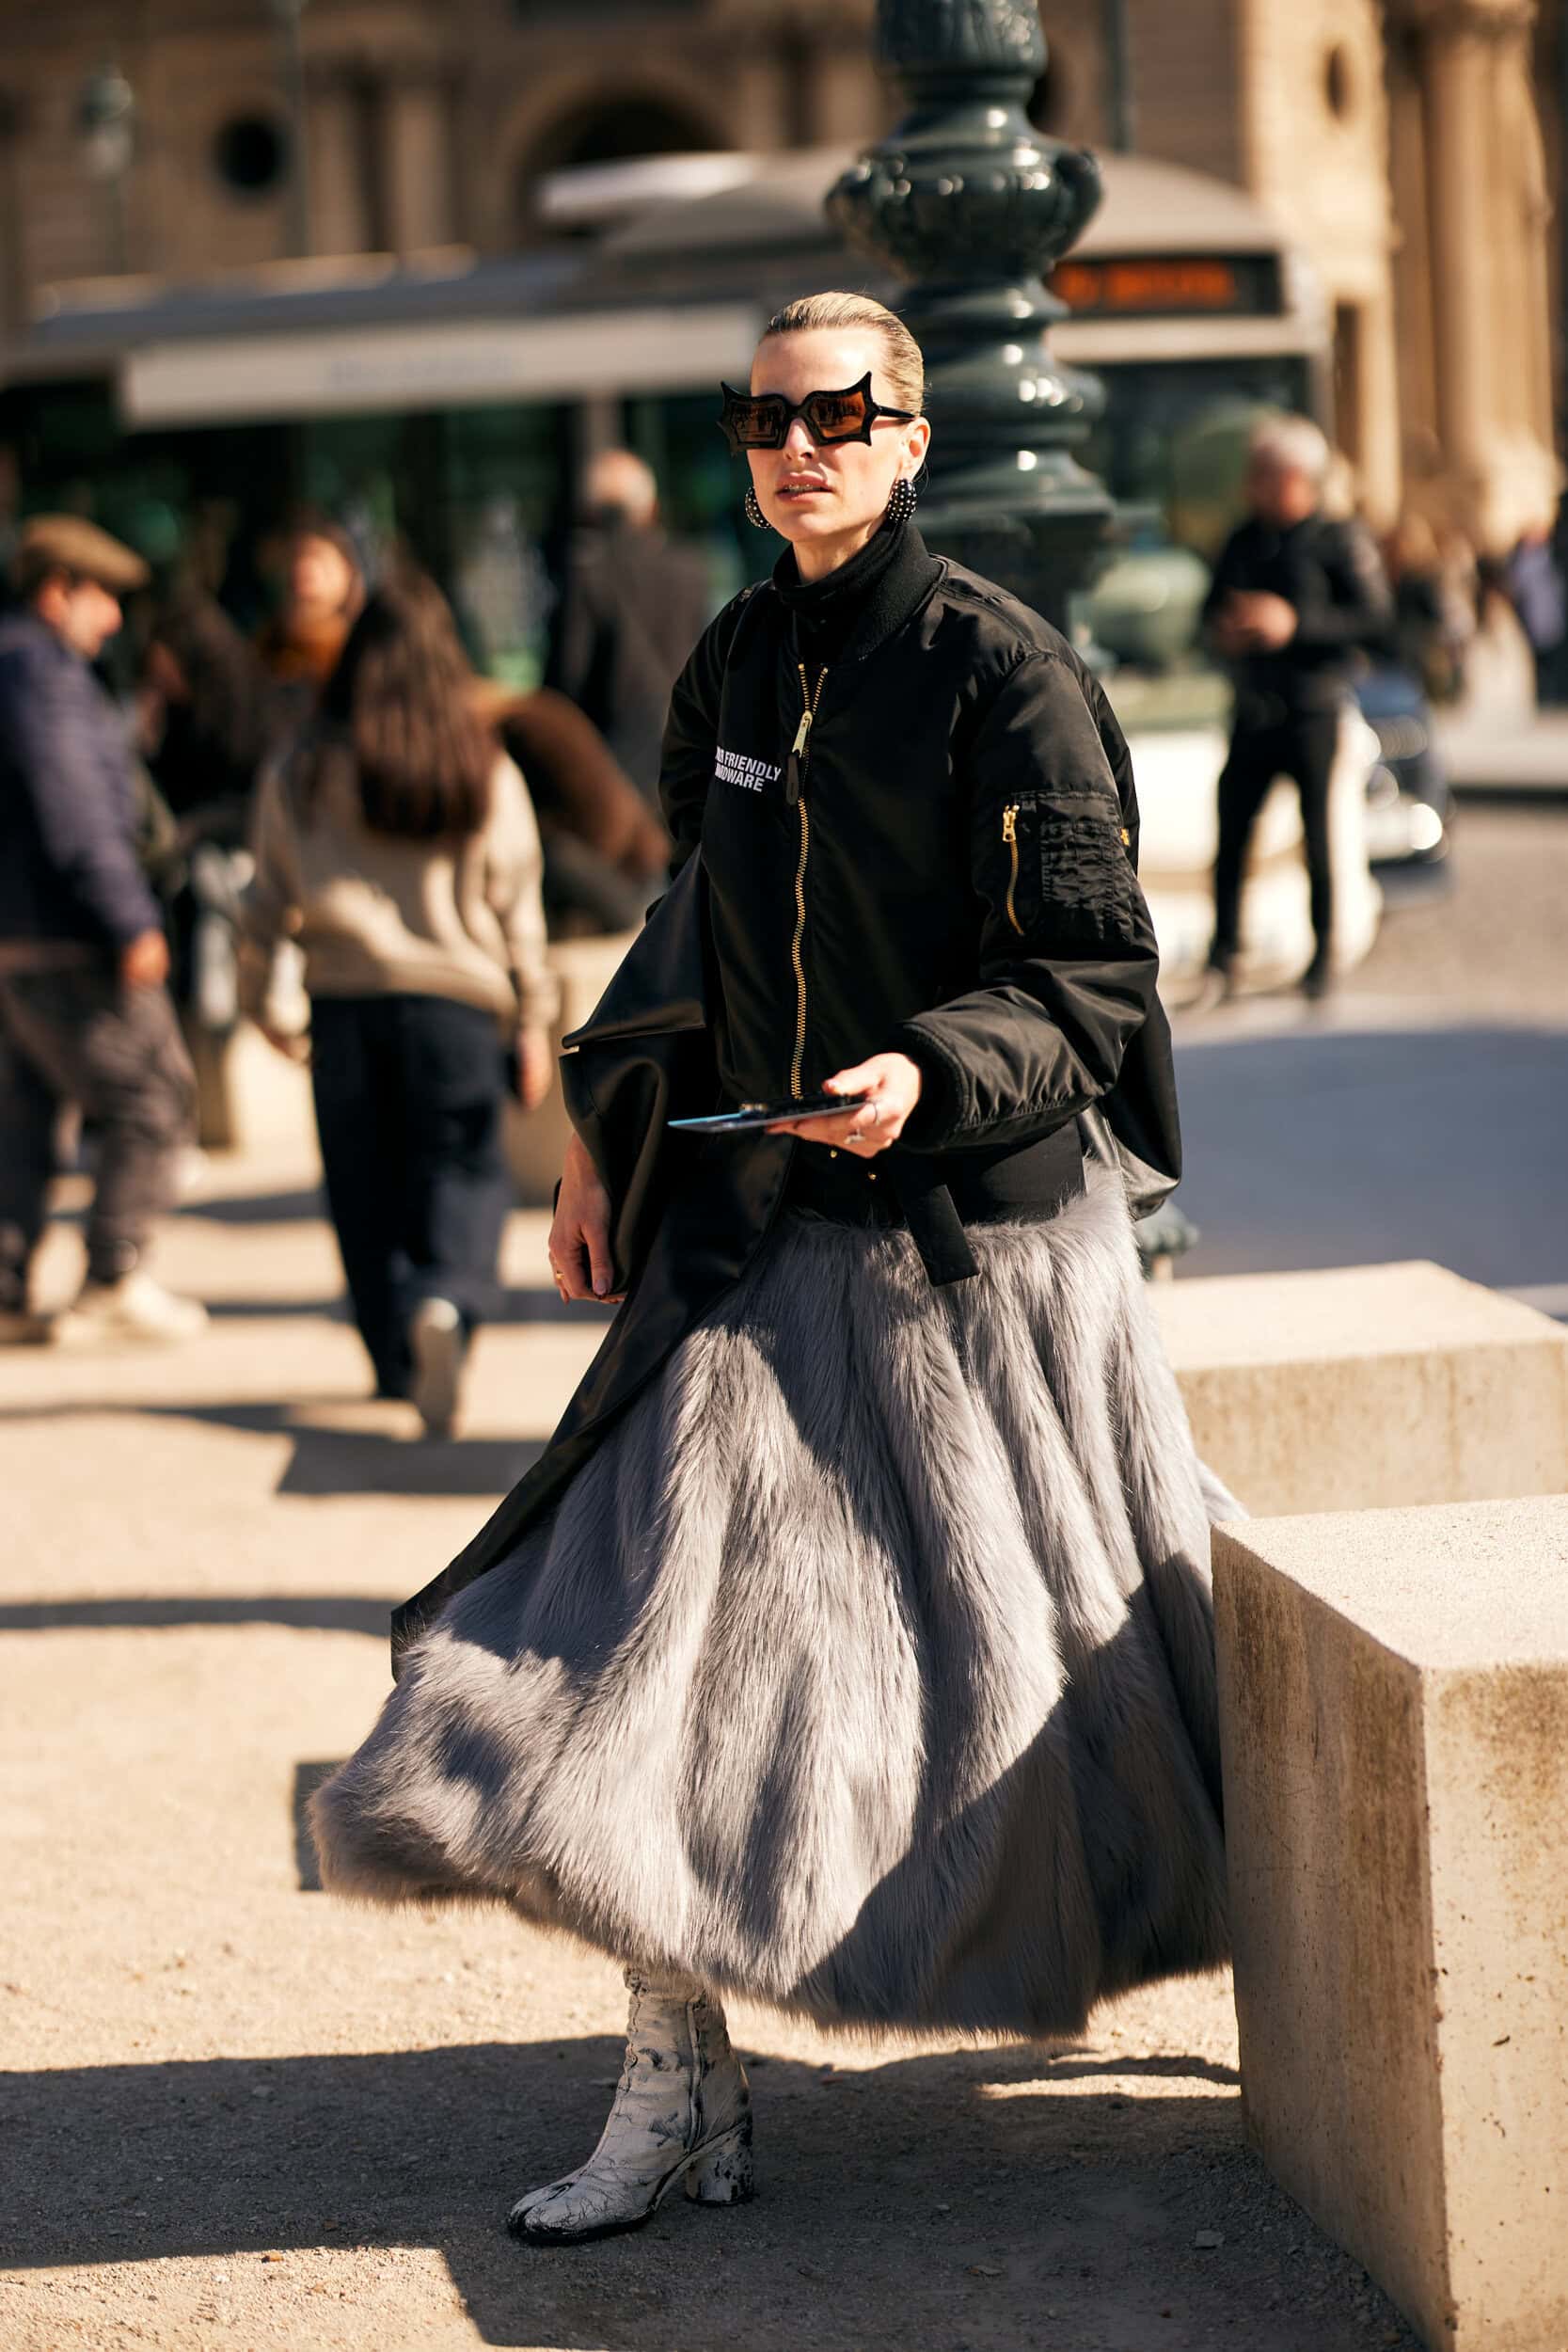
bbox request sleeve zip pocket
[999,791,1135,943]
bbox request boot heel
[683,2116,755,2205]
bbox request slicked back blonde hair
[760,293,927,416]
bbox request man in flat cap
[0,515,207,1343]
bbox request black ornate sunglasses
[719,372,918,454]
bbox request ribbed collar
[768,518,943,663]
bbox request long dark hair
[144,591,280,815]
[316,567,494,839]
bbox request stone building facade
[0,0,1558,552]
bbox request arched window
[544,97,718,173]
[518,92,723,239]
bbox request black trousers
[0,965,195,1299]
[309,993,512,1397]
[1211,711,1339,966]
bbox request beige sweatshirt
[240,739,560,1034]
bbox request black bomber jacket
[389,526,1182,1663]
[659,525,1171,1178]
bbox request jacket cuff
[890,1022,971,1152]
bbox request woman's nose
[782,416,817,457]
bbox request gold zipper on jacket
[787,662,829,1097]
[1002,803,1023,935]
[1002,801,1133,942]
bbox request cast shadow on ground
[0,1391,545,1497]
[195,1289,615,1329]
[175,1186,326,1226]
[1,2038,1419,2351]
[0,1597,391,1639]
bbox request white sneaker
[409,1296,465,1438]
[54,1271,209,1346]
[509,1970,754,2246]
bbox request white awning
[119,303,764,426]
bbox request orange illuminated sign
[1051,255,1269,318]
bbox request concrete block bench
[1213,1496,1568,2352]
[1156,1261,1568,1516]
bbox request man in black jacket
[546,451,713,804]
[1201,416,1391,998]
[0,515,205,1344]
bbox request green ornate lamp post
[829,0,1114,628]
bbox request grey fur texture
[312,1174,1229,2040]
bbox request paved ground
[1170,801,1568,1301]
[6,801,1562,2352]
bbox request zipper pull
[1002,803,1019,842]
[785,707,813,803]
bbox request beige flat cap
[14,514,151,595]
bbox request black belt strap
[887,1161,979,1286]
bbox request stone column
[380,69,456,256]
[807,43,885,143]
[1401,0,1554,545]
[306,69,373,257]
[0,89,24,343]
[1420,6,1505,501]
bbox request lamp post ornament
[829,0,1115,628]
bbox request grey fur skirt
[312,1172,1230,2040]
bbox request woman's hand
[514,1025,555,1112]
[767,1052,923,1155]
[548,1131,624,1304]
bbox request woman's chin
[770,502,873,546]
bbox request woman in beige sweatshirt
[241,566,560,1436]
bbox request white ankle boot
[509,1969,753,2245]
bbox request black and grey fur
[312,1175,1229,2040]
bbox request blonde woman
[314,298,1227,2239]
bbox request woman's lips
[777,480,830,499]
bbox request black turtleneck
[771,515,918,670]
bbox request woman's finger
[584,1221,617,1300]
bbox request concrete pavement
[2,1139,1426,2352]
[1168,800,1568,1296]
[10,798,1562,2348]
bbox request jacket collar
[762,524,944,664]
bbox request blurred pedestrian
[141,588,282,846]
[1200,416,1392,999]
[240,566,560,1437]
[1383,512,1472,704]
[478,682,671,935]
[0,516,206,1345]
[1502,517,1566,701]
[546,449,711,801]
[139,589,289,1142]
[255,511,365,722]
